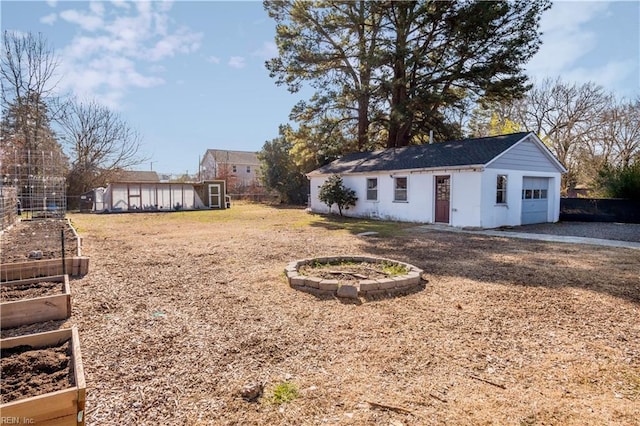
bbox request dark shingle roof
[311,132,530,175]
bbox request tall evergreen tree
[258,125,310,204]
[265,0,549,151]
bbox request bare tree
[58,99,147,204]
[470,77,611,192]
[594,98,640,167]
[521,78,611,189]
[0,31,61,153]
[1,31,67,215]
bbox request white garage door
[521,177,549,225]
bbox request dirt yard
[3,203,639,425]
[0,339,73,403]
[0,218,79,263]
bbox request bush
[596,163,640,200]
[318,175,357,216]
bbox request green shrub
[318,175,358,216]
[596,163,640,200]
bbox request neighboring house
[307,132,567,228]
[200,149,261,188]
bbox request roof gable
[310,132,531,175]
[486,133,567,173]
[204,149,260,165]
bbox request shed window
[246,166,251,173]
[366,178,378,201]
[232,165,237,173]
[496,175,507,204]
[394,177,408,202]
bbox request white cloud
[40,13,57,25]
[207,56,221,64]
[110,0,131,9]
[90,1,105,16]
[46,0,57,7]
[55,1,202,108]
[527,2,609,78]
[228,56,246,69]
[145,28,202,62]
[59,9,104,32]
[252,41,278,59]
[562,60,636,92]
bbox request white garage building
[307,132,567,228]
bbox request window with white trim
[366,178,378,201]
[496,175,507,204]
[394,177,408,201]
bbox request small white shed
[307,132,567,228]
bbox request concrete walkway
[414,224,640,250]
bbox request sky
[2,0,639,176]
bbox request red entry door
[435,176,450,223]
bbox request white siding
[479,169,562,228]
[310,170,482,224]
[309,167,563,228]
[450,171,482,227]
[487,137,559,173]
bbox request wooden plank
[65,218,83,256]
[0,327,72,349]
[1,388,78,421]
[81,257,90,275]
[72,326,87,403]
[0,293,70,328]
[1,257,89,281]
[1,276,71,328]
[1,327,86,426]
[1,274,66,287]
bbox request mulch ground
[1,204,638,425]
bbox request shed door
[209,184,222,209]
[435,176,450,223]
[521,177,549,224]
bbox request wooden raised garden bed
[0,327,86,425]
[1,275,71,329]
[0,218,89,282]
[0,257,89,282]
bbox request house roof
[203,149,260,166]
[309,132,558,175]
[113,170,160,182]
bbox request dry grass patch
[8,202,636,425]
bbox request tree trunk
[387,3,413,148]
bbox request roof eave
[308,164,484,177]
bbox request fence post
[61,229,66,275]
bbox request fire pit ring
[284,256,424,299]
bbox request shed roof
[309,132,558,175]
[204,149,260,166]
[113,170,160,182]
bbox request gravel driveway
[497,221,640,243]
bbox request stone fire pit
[284,256,424,299]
